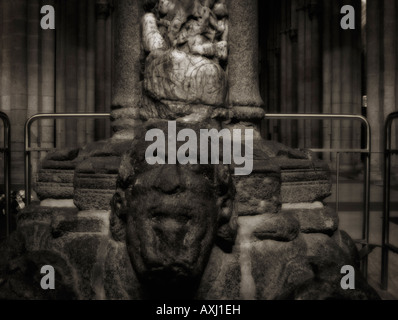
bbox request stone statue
[142,0,228,106]
[107,121,380,300]
[0,0,382,301]
[110,120,237,299]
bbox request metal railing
[24,113,111,206]
[381,111,398,290]
[264,113,371,278]
[24,112,373,277]
[0,112,11,237]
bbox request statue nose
[154,165,183,194]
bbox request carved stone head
[110,121,236,299]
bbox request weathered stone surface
[281,181,332,203]
[104,240,142,300]
[34,149,79,201]
[35,182,74,200]
[237,213,300,242]
[0,206,123,300]
[140,98,229,122]
[74,189,114,211]
[37,169,74,184]
[62,234,105,299]
[226,0,263,108]
[75,157,121,175]
[74,174,118,190]
[73,156,119,210]
[332,229,361,269]
[278,158,330,170]
[249,237,314,300]
[111,0,143,114]
[77,139,133,159]
[233,174,281,216]
[230,106,265,121]
[45,148,80,161]
[40,199,76,208]
[110,107,141,121]
[197,246,241,300]
[282,169,331,183]
[141,0,230,107]
[40,160,77,170]
[111,118,143,136]
[292,233,380,300]
[51,211,110,238]
[70,139,134,211]
[144,50,227,106]
[18,206,75,228]
[0,250,78,300]
[302,233,354,267]
[283,203,338,235]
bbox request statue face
[158,0,176,15]
[124,164,219,292]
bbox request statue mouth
[151,207,193,224]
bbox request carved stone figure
[142,0,228,106]
[110,121,237,299]
[0,0,382,301]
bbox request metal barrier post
[0,112,11,237]
[24,113,111,206]
[264,113,371,278]
[381,111,398,290]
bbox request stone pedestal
[1,0,380,301]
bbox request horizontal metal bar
[26,147,57,152]
[265,113,371,152]
[24,113,111,206]
[310,149,369,154]
[386,244,398,255]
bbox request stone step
[74,189,115,211]
[282,202,338,235]
[74,173,118,190]
[281,180,332,203]
[35,182,74,200]
[37,169,74,183]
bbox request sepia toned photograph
[0,0,397,307]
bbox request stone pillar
[40,0,56,157]
[86,0,96,143]
[111,0,143,138]
[77,0,89,147]
[226,0,264,121]
[366,0,383,180]
[95,0,111,141]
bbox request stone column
[111,0,143,139]
[40,0,56,156]
[86,0,96,143]
[226,0,264,121]
[95,0,111,141]
[366,0,383,180]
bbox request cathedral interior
[0,0,398,301]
